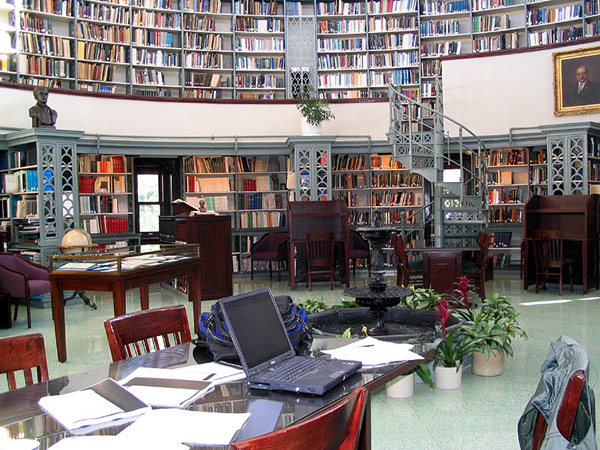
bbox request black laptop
[219,288,361,395]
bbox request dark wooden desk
[413,247,479,294]
[50,252,202,363]
[0,340,433,450]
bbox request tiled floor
[1,270,599,449]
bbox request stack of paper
[38,378,151,433]
[321,337,424,367]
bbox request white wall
[442,41,600,137]
[0,86,391,139]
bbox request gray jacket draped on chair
[518,335,596,449]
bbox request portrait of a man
[554,46,600,116]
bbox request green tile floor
[1,270,599,449]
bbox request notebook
[219,288,362,395]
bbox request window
[137,174,160,233]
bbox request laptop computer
[219,288,362,395]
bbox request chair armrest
[15,256,50,281]
[0,264,29,297]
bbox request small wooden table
[50,247,202,362]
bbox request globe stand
[64,290,97,309]
[60,227,98,310]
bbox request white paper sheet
[174,361,246,385]
[118,409,251,446]
[47,436,189,450]
[118,367,216,408]
[321,337,424,367]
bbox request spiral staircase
[387,82,488,248]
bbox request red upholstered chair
[104,305,192,362]
[250,231,288,281]
[231,386,368,450]
[0,254,51,328]
[348,230,370,277]
[532,230,573,296]
[0,333,49,390]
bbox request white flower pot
[386,372,415,398]
[301,117,321,136]
[472,350,504,376]
[434,365,463,390]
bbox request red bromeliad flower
[436,296,451,337]
[452,276,472,310]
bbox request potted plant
[296,86,335,135]
[460,293,528,376]
[386,363,433,398]
[432,297,466,389]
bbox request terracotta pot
[472,350,504,376]
[434,364,463,390]
[386,372,415,398]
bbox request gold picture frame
[554,46,600,116]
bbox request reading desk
[0,339,433,450]
[49,245,202,362]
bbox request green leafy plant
[298,296,329,314]
[460,293,527,360]
[410,363,434,389]
[400,286,442,310]
[296,86,335,126]
[432,296,466,370]
[332,299,360,309]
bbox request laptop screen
[220,288,293,370]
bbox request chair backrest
[532,230,564,269]
[532,370,586,450]
[0,333,49,390]
[232,386,368,450]
[104,305,192,362]
[475,233,492,270]
[252,231,288,255]
[348,230,369,253]
[391,233,409,268]
[306,232,335,268]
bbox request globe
[61,228,93,254]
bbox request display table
[0,338,434,450]
[49,245,202,362]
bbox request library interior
[1,0,600,447]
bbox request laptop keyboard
[261,358,329,382]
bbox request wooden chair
[231,386,368,450]
[0,253,51,328]
[532,230,573,295]
[463,232,491,299]
[0,333,49,390]
[250,231,288,281]
[391,233,423,287]
[531,370,586,450]
[348,230,370,277]
[306,232,335,290]
[104,305,192,362]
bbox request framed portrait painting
[554,46,600,116]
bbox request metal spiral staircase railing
[388,82,488,248]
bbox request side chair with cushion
[250,231,288,281]
[391,233,423,287]
[0,333,49,390]
[0,253,51,328]
[104,304,192,362]
[348,230,370,277]
[231,386,368,450]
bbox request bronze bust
[29,86,58,128]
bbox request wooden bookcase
[183,154,288,273]
[77,153,135,240]
[484,146,548,268]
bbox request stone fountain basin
[308,307,462,342]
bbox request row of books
[185,52,225,69]
[15,196,37,219]
[528,26,583,47]
[372,172,422,187]
[237,192,283,210]
[488,206,522,223]
[317,1,363,15]
[319,19,366,34]
[79,176,128,194]
[77,42,127,64]
[369,16,417,32]
[19,55,71,78]
[473,32,519,53]
[185,72,226,88]
[237,175,278,192]
[0,198,8,219]
[2,171,48,194]
[78,62,115,82]
[81,216,129,234]
[132,10,181,29]
[490,231,512,248]
[333,173,368,189]
[319,54,367,70]
[236,56,284,70]
[133,48,181,66]
[318,37,365,51]
[80,196,129,214]
[369,33,418,50]
[133,30,179,48]
[183,0,222,13]
[420,19,460,37]
[183,15,216,33]
[489,187,523,204]
[79,155,127,174]
[187,176,232,193]
[527,4,583,26]
[24,0,72,15]
[472,0,514,12]
[472,14,511,33]
[21,34,71,58]
[235,17,284,32]
[372,191,423,206]
[77,23,131,44]
[239,211,284,229]
[232,0,278,15]
[492,253,512,269]
[78,3,130,23]
[489,148,527,166]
